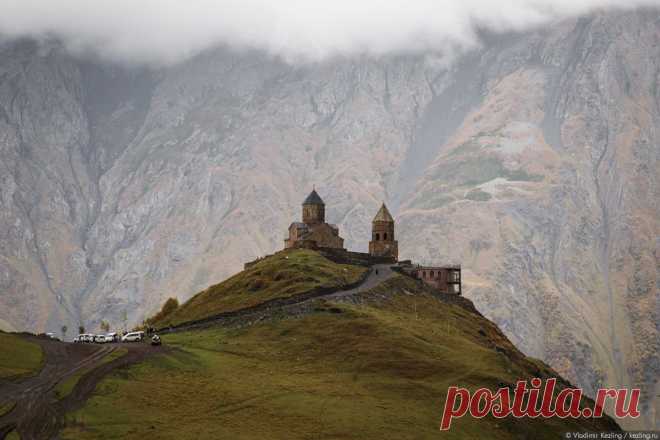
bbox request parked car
[105,332,119,343]
[82,334,95,343]
[94,334,107,343]
[74,334,90,343]
[45,332,60,341]
[121,331,143,342]
[151,335,161,346]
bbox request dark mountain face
[0,11,657,428]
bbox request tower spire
[369,201,398,261]
[372,203,394,223]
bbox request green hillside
[62,272,618,439]
[0,332,44,379]
[151,249,366,328]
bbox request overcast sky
[1,1,659,64]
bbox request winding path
[327,264,395,298]
[0,337,164,440]
[163,263,398,333]
[0,264,397,439]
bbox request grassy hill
[0,332,43,380]
[150,249,366,328]
[62,264,618,439]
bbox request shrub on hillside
[148,297,179,326]
[247,278,267,291]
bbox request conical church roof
[373,203,394,222]
[302,189,325,205]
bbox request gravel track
[0,336,165,440]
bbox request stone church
[276,189,461,295]
[284,189,345,250]
[284,189,398,261]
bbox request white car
[94,334,107,343]
[121,331,144,342]
[74,334,90,343]
[105,332,119,343]
[45,332,60,341]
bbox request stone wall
[319,248,395,266]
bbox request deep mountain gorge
[0,10,657,428]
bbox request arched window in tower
[430,271,434,278]
[375,233,380,241]
[384,232,388,240]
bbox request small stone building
[409,265,462,295]
[284,190,345,250]
[368,203,398,261]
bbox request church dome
[303,189,325,206]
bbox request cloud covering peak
[1,0,658,64]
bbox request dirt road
[326,264,394,298]
[0,336,165,440]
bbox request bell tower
[369,203,398,261]
[302,189,325,224]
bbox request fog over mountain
[0,3,658,430]
[2,0,660,63]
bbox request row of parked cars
[73,331,145,343]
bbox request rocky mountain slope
[0,9,657,428]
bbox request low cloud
[1,0,659,64]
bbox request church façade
[284,189,398,261]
